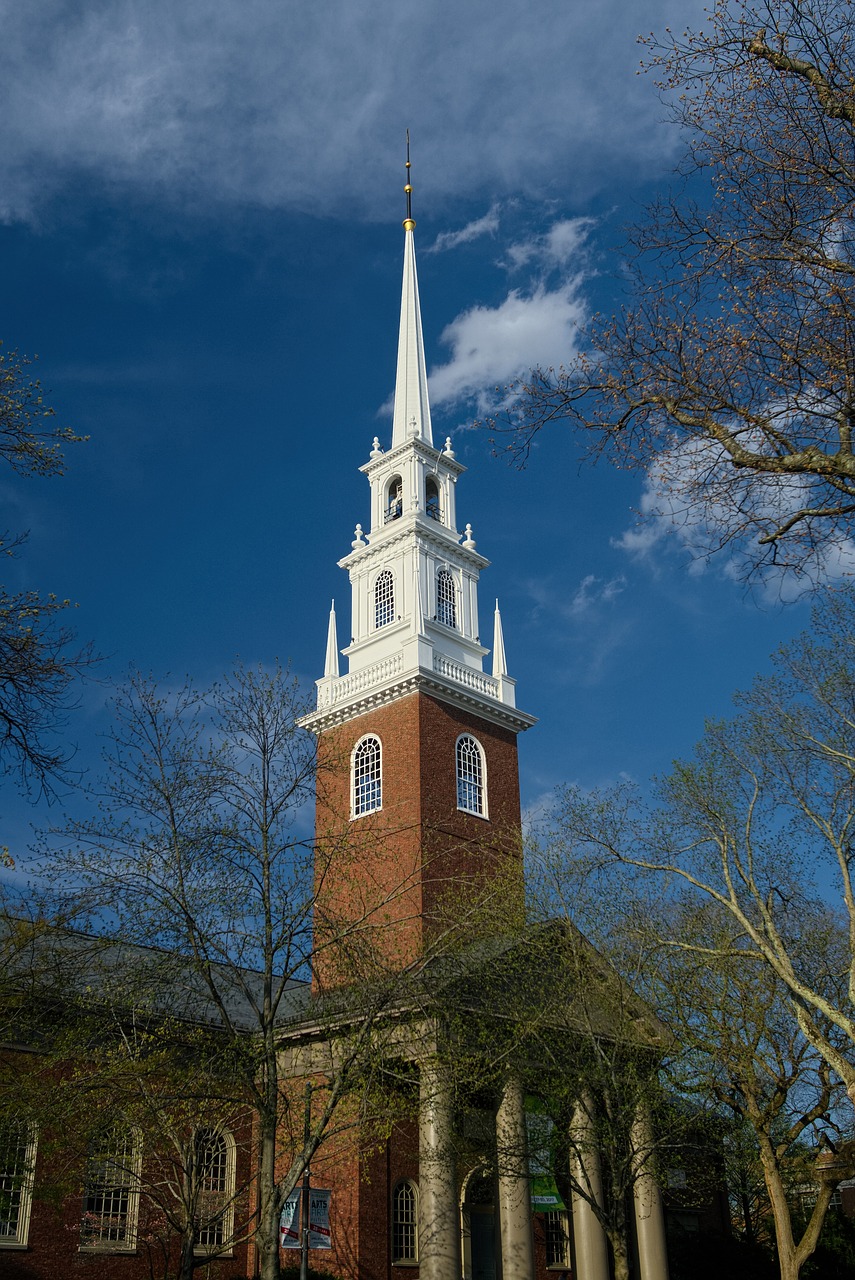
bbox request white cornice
[299,668,537,736]
[339,519,490,572]
[360,437,466,480]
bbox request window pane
[436,570,456,629]
[196,1130,230,1251]
[456,736,484,814]
[354,737,382,815]
[545,1210,570,1267]
[81,1128,138,1248]
[392,1181,418,1262]
[0,1122,34,1243]
[375,571,395,628]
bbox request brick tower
[300,164,535,984]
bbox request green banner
[530,1174,567,1211]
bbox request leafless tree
[498,0,855,585]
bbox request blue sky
[1,0,819,860]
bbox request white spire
[390,181,432,450]
[324,600,339,678]
[492,599,508,678]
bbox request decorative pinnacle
[403,129,415,231]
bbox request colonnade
[418,1065,669,1280]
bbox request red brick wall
[313,692,524,986]
[2,1050,254,1280]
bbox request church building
[292,166,675,1280]
[0,166,692,1280]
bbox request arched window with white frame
[352,735,382,817]
[392,1179,419,1264]
[436,568,457,629]
[194,1127,236,1255]
[0,1120,37,1248]
[456,735,486,817]
[80,1125,142,1250]
[375,569,395,629]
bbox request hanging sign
[279,1189,333,1250]
[308,1189,332,1249]
[525,1097,567,1212]
[279,1192,301,1248]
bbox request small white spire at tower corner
[324,601,340,679]
[492,599,508,679]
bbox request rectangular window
[0,1122,36,1248]
[545,1210,570,1268]
[392,1181,418,1264]
[81,1128,140,1251]
[194,1129,235,1255]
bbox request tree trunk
[257,1109,282,1280]
[177,1225,196,1280]
[758,1137,800,1280]
[609,1229,631,1280]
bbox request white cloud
[0,0,704,224]
[429,277,588,410]
[614,436,855,598]
[506,218,596,271]
[427,205,501,254]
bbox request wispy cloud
[0,0,703,225]
[427,205,501,254]
[567,573,627,616]
[521,572,631,685]
[505,218,596,271]
[613,437,855,599]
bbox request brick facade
[313,691,524,985]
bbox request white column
[631,1107,669,1280]
[569,1095,610,1280]
[496,1077,535,1280]
[419,1059,461,1280]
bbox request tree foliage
[40,665,474,1280]
[500,0,855,584]
[530,787,855,1280]
[0,346,90,801]
[546,585,855,1118]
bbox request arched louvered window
[80,1126,142,1249]
[436,568,456,629]
[195,1128,236,1254]
[353,736,382,816]
[456,735,486,816]
[425,477,441,521]
[375,570,395,628]
[385,476,403,523]
[392,1179,419,1263]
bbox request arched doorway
[462,1167,497,1280]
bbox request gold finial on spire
[403,128,416,231]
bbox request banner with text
[279,1189,333,1250]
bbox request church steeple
[301,152,534,982]
[301,151,534,741]
[391,148,432,449]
